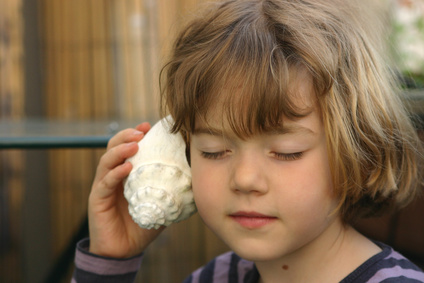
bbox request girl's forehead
[222,66,315,108]
[193,70,318,137]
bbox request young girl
[73,0,424,282]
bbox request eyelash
[201,151,228,160]
[274,152,303,161]
[200,151,304,161]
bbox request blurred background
[0,0,423,282]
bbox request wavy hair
[160,0,423,223]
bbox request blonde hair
[160,0,423,223]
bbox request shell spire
[123,116,196,229]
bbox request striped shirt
[73,239,424,282]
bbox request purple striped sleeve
[189,268,201,283]
[72,238,143,283]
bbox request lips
[229,211,277,229]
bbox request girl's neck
[255,224,381,283]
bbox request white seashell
[124,115,196,229]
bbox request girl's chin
[234,250,282,263]
[226,242,287,263]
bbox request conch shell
[123,116,196,229]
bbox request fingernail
[133,130,144,136]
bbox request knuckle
[98,177,109,189]
[95,152,105,166]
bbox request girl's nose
[229,151,268,194]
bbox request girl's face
[190,81,343,267]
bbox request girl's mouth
[229,211,277,229]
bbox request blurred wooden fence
[0,0,25,282]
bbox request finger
[106,122,151,150]
[91,161,133,201]
[135,122,151,134]
[107,128,145,151]
[95,142,139,182]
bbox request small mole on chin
[282,265,289,270]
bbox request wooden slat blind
[0,0,25,282]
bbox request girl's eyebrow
[192,124,316,136]
[269,124,316,136]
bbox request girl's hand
[88,122,165,258]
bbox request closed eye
[200,150,229,160]
[273,152,303,161]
